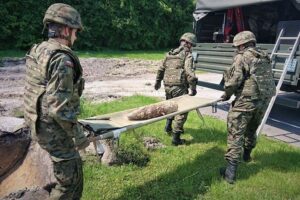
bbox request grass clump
[117,134,150,167]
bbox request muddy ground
[0,57,166,117]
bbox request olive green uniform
[24,39,86,200]
[223,47,276,164]
[156,45,197,134]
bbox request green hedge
[0,0,194,50]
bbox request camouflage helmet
[180,33,197,46]
[233,31,256,47]
[43,3,83,31]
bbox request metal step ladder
[256,29,300,136]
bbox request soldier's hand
[75,136,90,150]
[189,89,197,96]
[154,81,161,90]
[76,139,90,150]
[220,93,230,101]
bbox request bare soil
[0,57,165,117]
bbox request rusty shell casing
[127,101,178,121]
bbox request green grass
[0,49,166,60]
[80,95,300,200]
[76,49,166,60]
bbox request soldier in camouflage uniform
[24,3,89,199]
[219,31,276,184]
[154,33,198,146]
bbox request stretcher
[79,95,220,140]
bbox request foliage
[0,0,195,50]
[81,95,300,200]
[0,50,26,59]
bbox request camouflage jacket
[24,39,85,139]
[223,47,275,99]
[156,45,198,90]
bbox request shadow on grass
[113,147,300,200]
[238,149,300,181]
[117,145,150,167]
[113,127,300,199]
[113,146,225,200]
[185,127,227,145]
[188,126,300,182]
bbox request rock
[0,117,25,132]
[143,137,165,150]
[101,139,118,166]
[1,187,50,200]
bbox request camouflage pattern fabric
[232,31,256,47]
[223,47,275,99]
[36,121,79,162]
[164,85,188,133]
[156,45,198,90]
[223,46,275,164]
[24,39,85,138]
[43,3,83,31]
[24,38,87,199]
[225,97,270,164]
[155,45,197,134]
[179,32,197,46]
[50,158,83,200]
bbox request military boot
[172,131,185,146]
[164,119,173,135]
[101,139,118,166]
[220,162,238,184]
[243,148,252,162]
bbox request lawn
[80,95,300,200]
[0,49,166,60]
[77,49,166,60]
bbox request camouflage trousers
[225,97,270,164]
[164,85,188,133]
[36,121,83,200]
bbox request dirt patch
[143,136,166,150]
[0,57,163,116]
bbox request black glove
[154,81,161,90]
[220,93,230,101]
[189,89,197,96]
